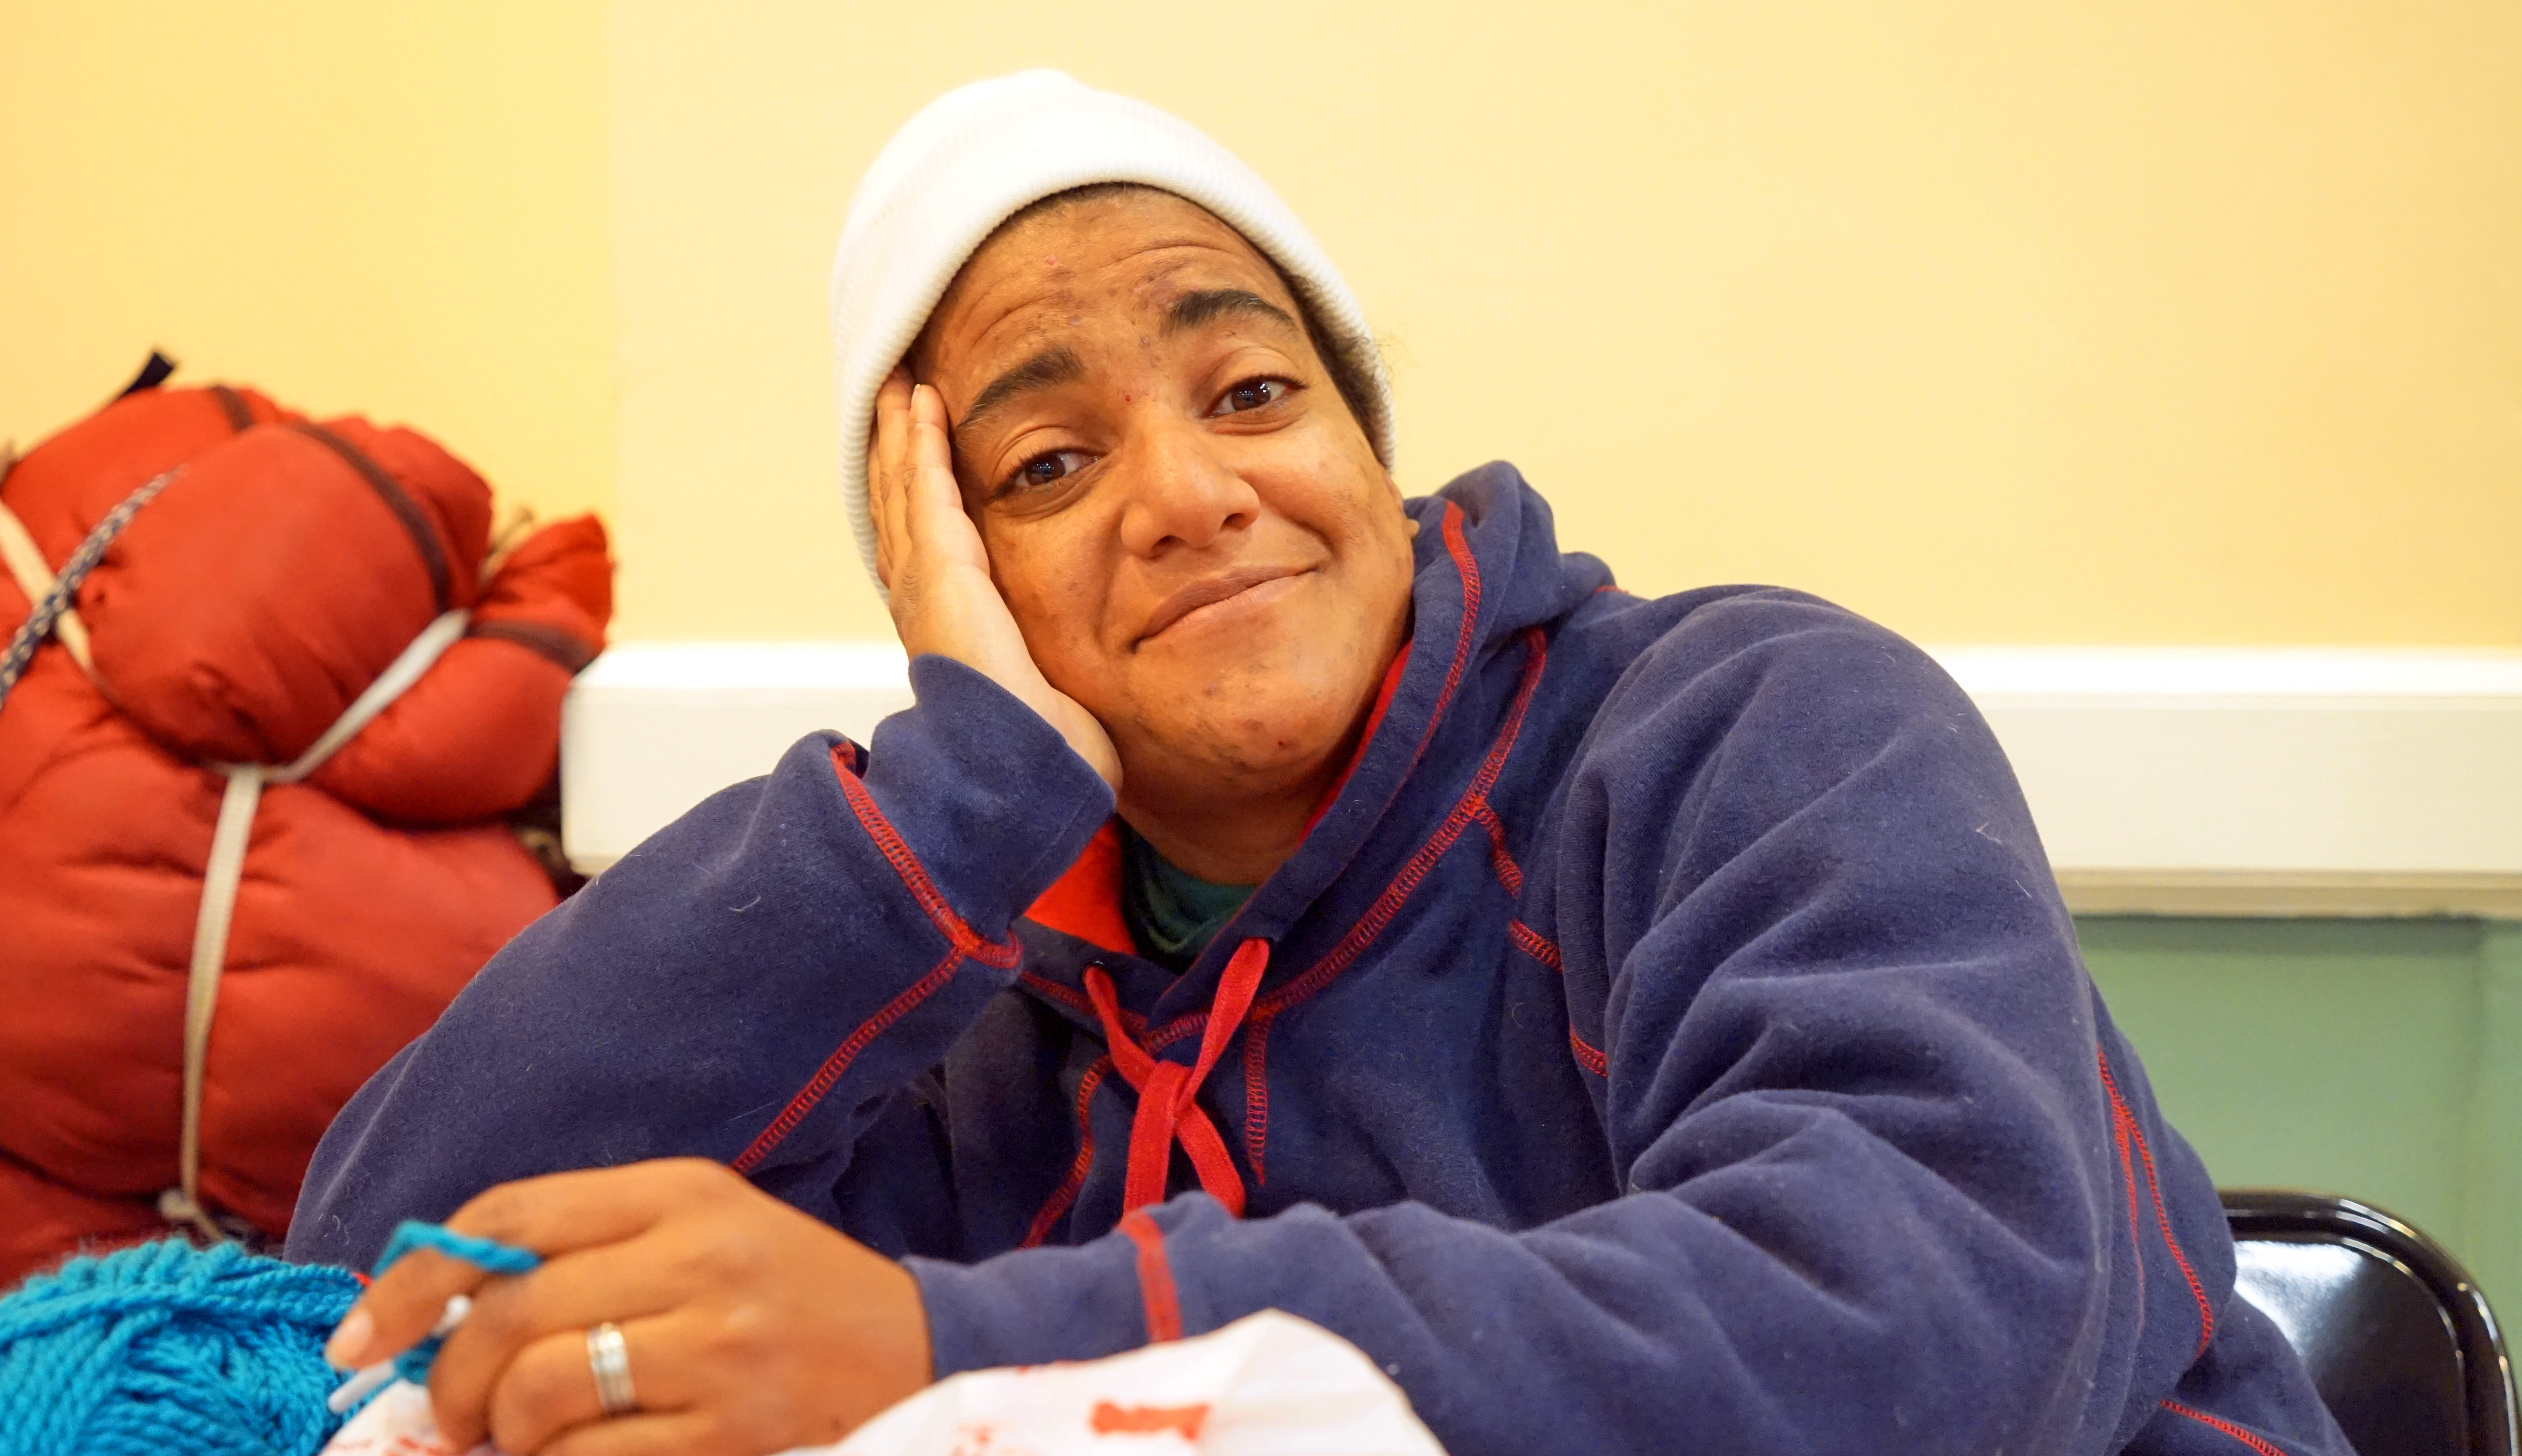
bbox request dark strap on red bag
[0,469,178,711]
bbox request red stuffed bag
[0,377,610,1284]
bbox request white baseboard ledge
[2053,871,2522,919]
[564,643,2522,919]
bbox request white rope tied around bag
[159,607,471,1241]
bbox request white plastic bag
[317,1309,1446,1456]
[318,1377,479,1456]
[819,1311,1447,1456]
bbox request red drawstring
[1083,937,1270,1217]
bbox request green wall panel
[2077,916,2516,1317]
[2470,923,2522,1316]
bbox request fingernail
[325,1308,373,1368]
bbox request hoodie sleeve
[905,598,2345,1456]
[286,654,1113,1269]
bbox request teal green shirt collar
[1119,824,1255,971]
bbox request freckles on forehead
[984,199,1270,314]
[918,191,1295,405]
[917,224,1068,378]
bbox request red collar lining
[1019,643,1412,958]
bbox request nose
[1114,417,1259,558]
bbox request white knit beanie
[829,70,1395,586]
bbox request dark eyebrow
[953,345,1086,447]
[1162,288,1300,338]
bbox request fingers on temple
[875,368,914,480]
[875,364,913,423]
[909,386,958,489]
[872,371,917,586]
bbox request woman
[295,72,2347,1456]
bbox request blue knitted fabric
[0,1239,360,1456]
[374,1221,539,1280]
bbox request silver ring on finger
[586,1321,638,1418]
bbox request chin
[1131,652,1373,782]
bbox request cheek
[980,519,1109,687]
[1258,434,1405,576]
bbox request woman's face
[911,188,1415,809]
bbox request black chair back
[2224,1189,2516,1456]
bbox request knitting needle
[325,1359,396,1414]
[327,1292,472,1414]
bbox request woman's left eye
[1213,377,1297,416]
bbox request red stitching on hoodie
[733,947,961,1173]
[1507,918,1561,971]
[830,749,1020,970]
[1415,502,1484,763]
[1240,1005,1280,1185]
[1471,801,1522,894]
[2139,1110,2217,1357]
[1147,1010,1209,1053]
[1504,921,1598,1074]
[2162,1402,2289,1456]
[1568,1026,1608,1077]
[2101,1049,2216,1357]
[1021,1056,1113,1248]
[1119,1210,1182,1343]
[2106,1065,2147,1305]
[1235,629,1549,1174]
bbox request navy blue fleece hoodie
[292,465,2347,1456]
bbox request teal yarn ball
[0,1238,360,1456]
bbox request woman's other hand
[325,1159,930,1456]
[871,365,1122,790]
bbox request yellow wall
[12,3,2519,646]
[0,2,616,523]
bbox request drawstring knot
[1083,937,1270,1216]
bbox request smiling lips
[1138,565,1308,645]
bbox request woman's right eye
[1004,450,1093,494]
